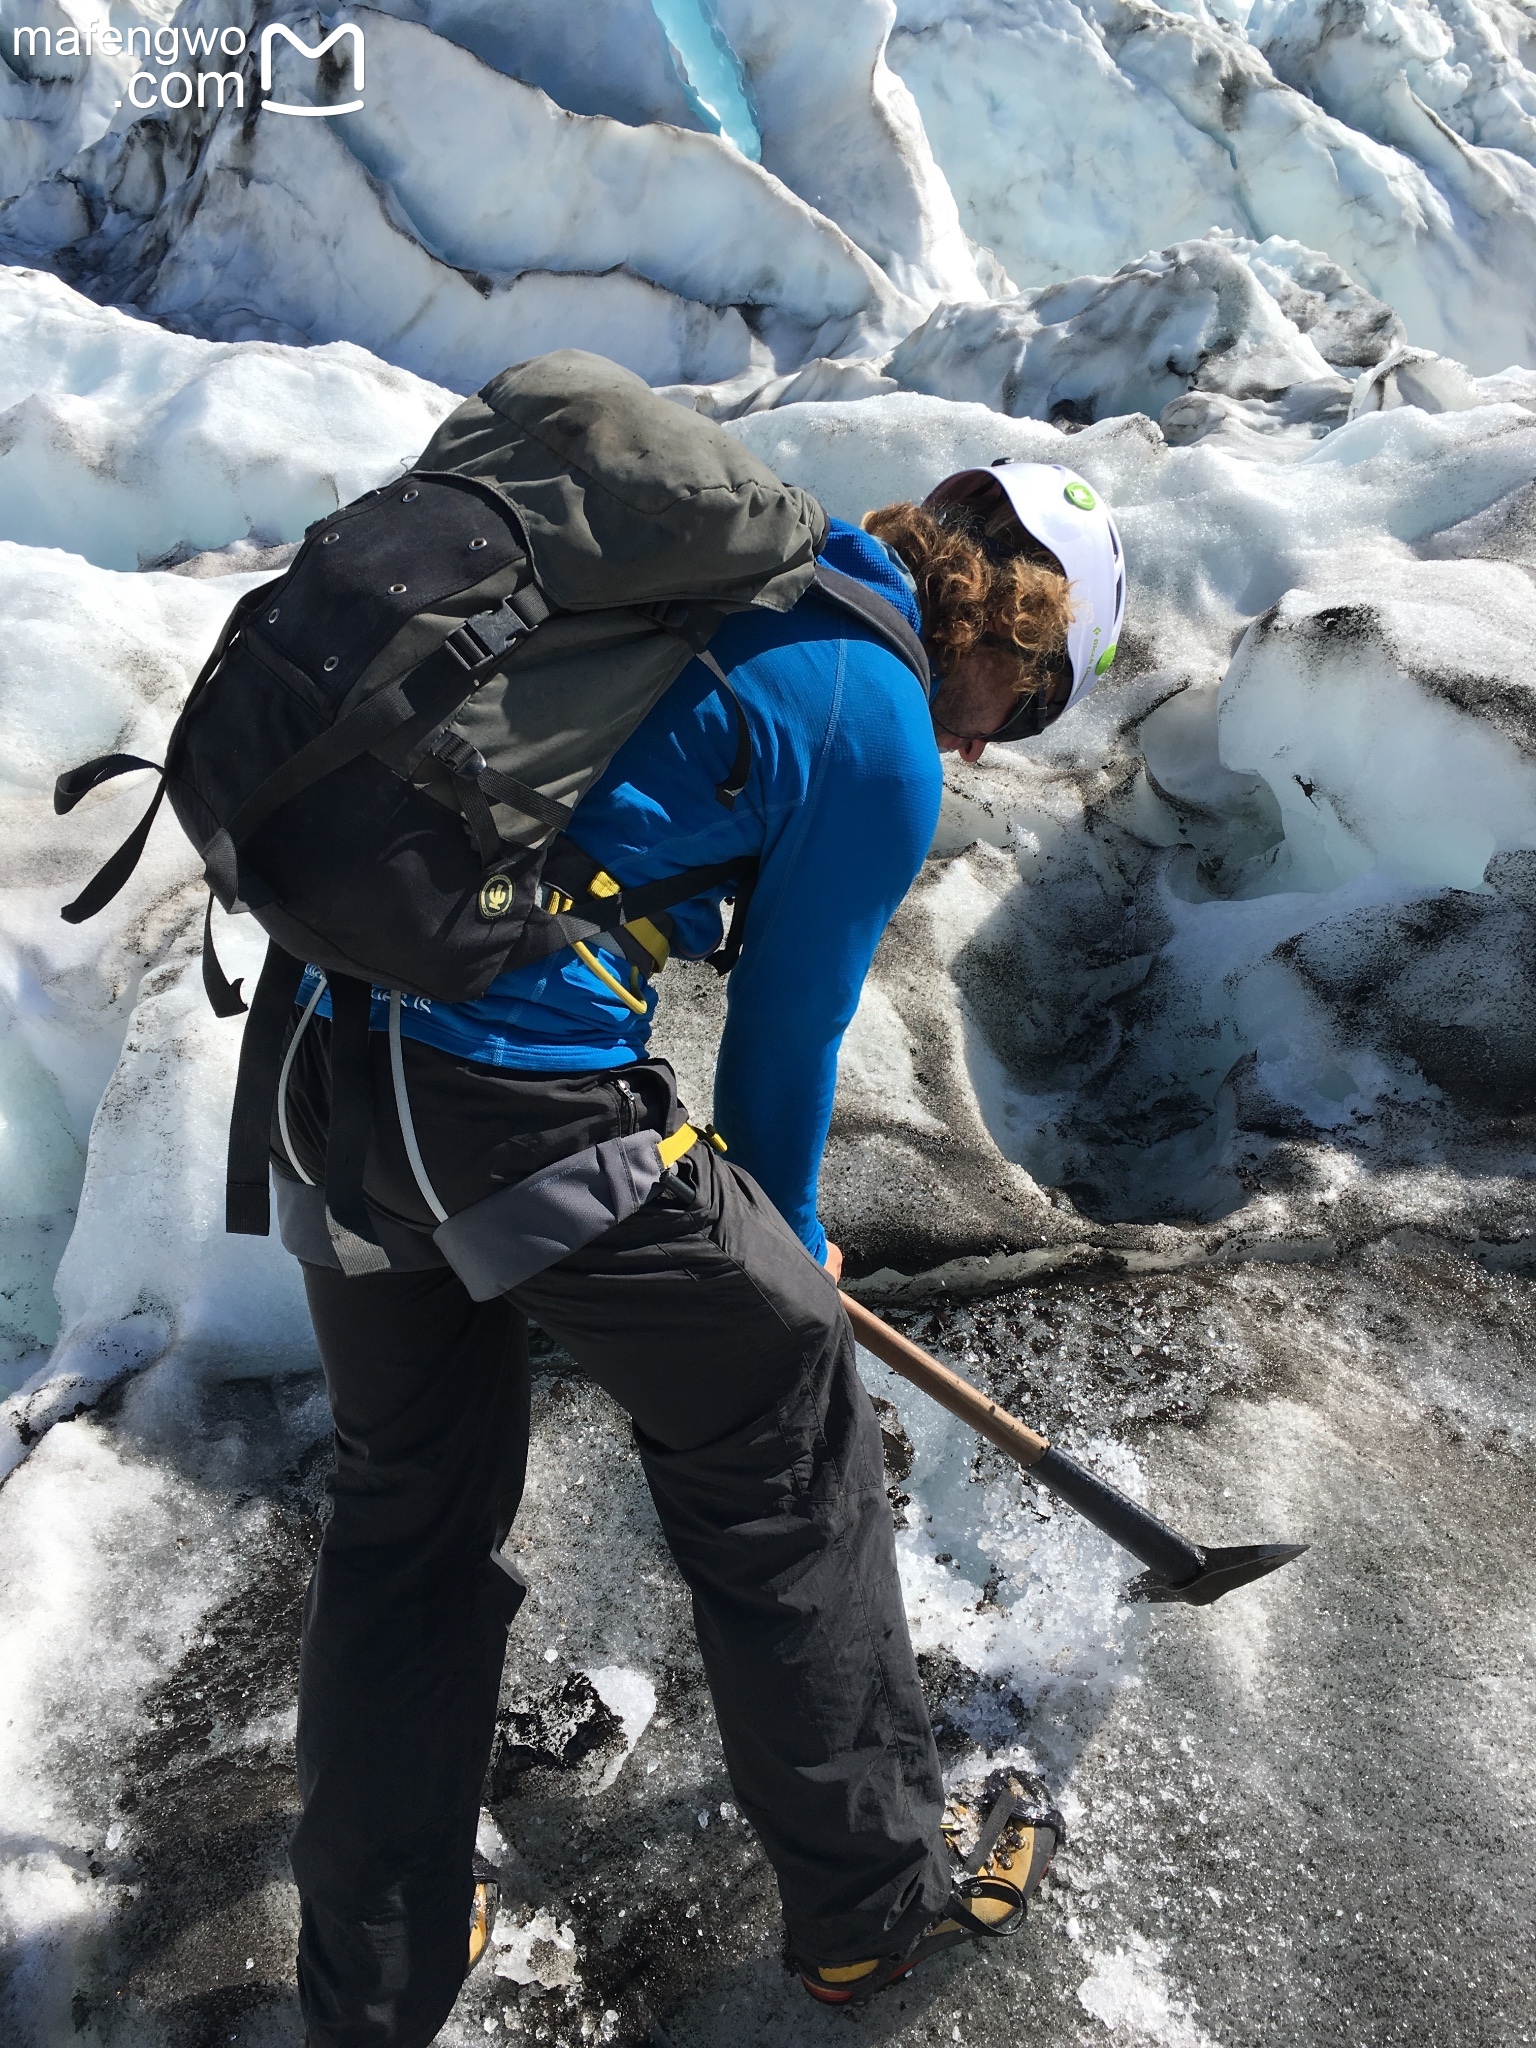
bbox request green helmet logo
[1095,644,1117,675]
[1064,480,1096,511]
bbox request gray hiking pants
[277,1028,949,2048]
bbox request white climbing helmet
[926,459,1126,720]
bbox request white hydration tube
[277,973,328,1186]
[389,989,449,1224]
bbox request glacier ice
[0,1,1534,2036]
[889,0,1536,372]
[885,234,1358,431]
[0,0,169,204]
[8,0,1536,389]
[0,266,457,568]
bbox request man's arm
[711,649,941,1258]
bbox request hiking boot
[796,1770,1064,2007]
[468,1853,500,1975]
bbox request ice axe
[840,1293,1306,1606]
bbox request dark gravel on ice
[15,1235,1532,2048]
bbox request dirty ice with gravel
[0,0,1533,2043]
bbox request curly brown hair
[862,497,1074,696]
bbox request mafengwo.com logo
[8,18,364,118]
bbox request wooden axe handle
[839,1292,1049,1469]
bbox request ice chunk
[889,0,1536,372]
[0,269,457,570]
[1077,1929,1220,2047]
[584,1664,658,1756]
[491,1907,580,1989]
[1218,565,1536,895]
[886,237,1347,429]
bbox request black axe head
[1129,1542,1309,1607]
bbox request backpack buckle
[444,620,499,673]
[444,589,551,674]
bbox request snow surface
[1,0,1534,2038]
[0,266,457,569]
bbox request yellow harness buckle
[657,1123,700,1168]
[656,1122,729,1168]
[588,869,622,899]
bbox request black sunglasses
[932,645,1074,744]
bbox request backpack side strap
[57,765,167,925]
[225,941,306,1235]
[696,648,752,811]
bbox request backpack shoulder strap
[809,564,931,690]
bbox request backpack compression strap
[200,584,554,910]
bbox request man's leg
[514,1145,951,1967]
[291,1264,530,2048]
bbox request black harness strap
[225,941,306,1235]
[324,972,382,1249]
[610,860,759,928]
[513,850,763,986]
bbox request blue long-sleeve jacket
[302,521,941,1258]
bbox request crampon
[796,1769,1064,2006]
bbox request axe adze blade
[1129,1542,1310,1607]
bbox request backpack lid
[417,350,828,615]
